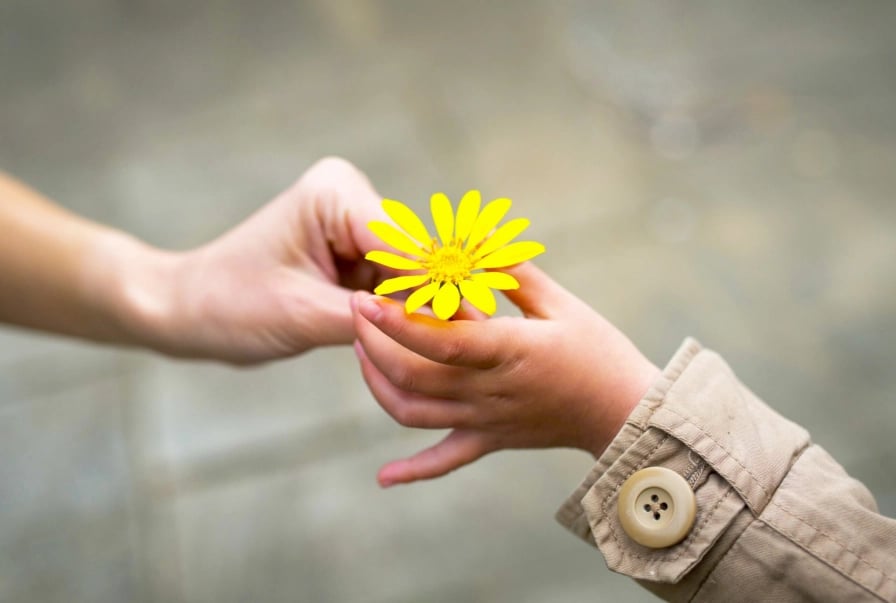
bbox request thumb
[497,262,575,319]
[377,430,490,487]
[288,276,356,349]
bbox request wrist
[581,350,661,459]
[85,231,183,353]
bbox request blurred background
[1,1,895,601]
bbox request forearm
[0,172,177,347]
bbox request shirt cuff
[555,338,810,583]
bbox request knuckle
[494,326,530,371]
[391,402,416,427]
[477,345,502,369]
[452,405,478,429]
[388,365,417,392]
[438,336,469,366]
[476,436,501,456]
[383,311,410,339]
[293,156,362,202]
[307,156,359,179]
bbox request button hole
[651,494,659,502]
[643,504,651,512]
[653,512,661,520]
[660,502,668,510]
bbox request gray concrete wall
[1,2,894,601]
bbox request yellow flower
[365,190,545,319]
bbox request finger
[294,156,389,262]
[298,158,406,292]
[495,262,575,319]
[354,341,473,429]
[353,293,472,398]
[377,430,491,487]
[452,300,490,322]
[356,293,507,369]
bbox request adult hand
[125,157,389,364]
[0,156,387,363]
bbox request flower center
[425,239,473,284]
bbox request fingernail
[378,466,399,488]
[360,296,384,322]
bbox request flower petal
[474,241,546,269]
[454,190,481,243]
[459,279,497,315]
[473,218,530,259]
[466,197,512,250]
[470,271,520,290]
[365,250,424,270]
[382,199,433,246]
[404,281,440,313]
[368,221,426,256]
[430,193,455,246]
[432,282,461,320]
[374,274,430,295]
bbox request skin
[0,157,389,364]
[2,156,658,488]
[351,262,661,487]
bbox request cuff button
[617,466,696,548]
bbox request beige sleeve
[556,339,896,602]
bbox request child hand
[351,262,660,486]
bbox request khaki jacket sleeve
[556,339,896,602]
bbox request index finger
[355,293,510,368]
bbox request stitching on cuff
[654,404,773,502]
[601,465,737,563]
[596,433,723,564]
[684,451,707,488]
[766,500,896,593]
[690,515,755,602]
